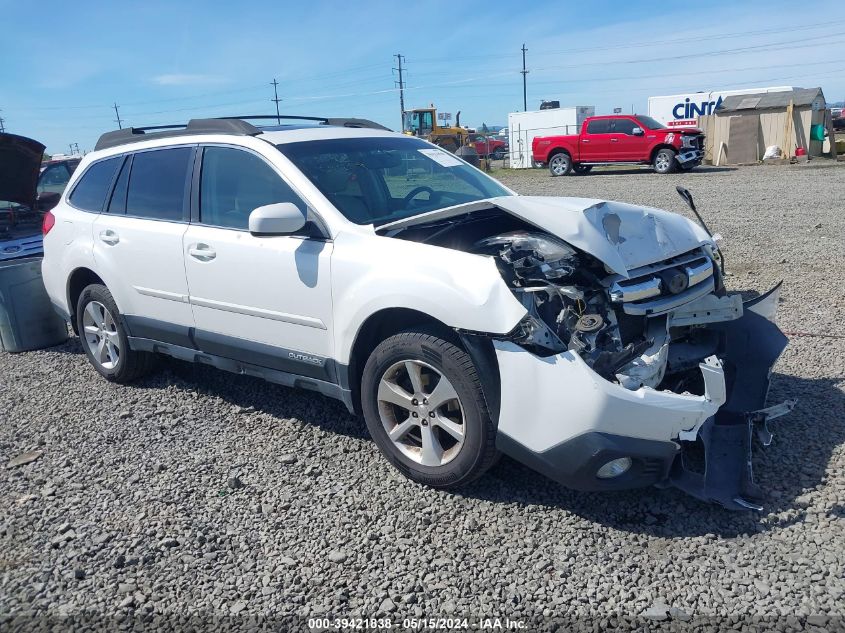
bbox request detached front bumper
[493,341,725,492]
[677,149,704,165]
[493,285,790,509]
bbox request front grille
[607,250,715,316]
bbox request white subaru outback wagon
[42,116,791,510]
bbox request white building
[507,106,594,168]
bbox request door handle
[188,243,216,261]
[582,139,590,143]
[99,230,119,245]
[610,138,619,142]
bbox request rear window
[586,119,611,134]
[68,157,121,212]
[126,147,192,221]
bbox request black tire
[76,284,156,383]
[653,148,678,174]
[573,164,593,175]
[548,152,572,176]
[679,162,697,171]
[491,148,505,160]
[361,330,498,489]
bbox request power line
[113,103,123,129]
[394,53,406,131]
[271,78,282,124]
[410,18,845,64]
[520,44,528,111]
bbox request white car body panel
[92,214,194,328]
[41,203,98,317]
[379,195,714,277]
[330,231,527,364]
[182,225,334,358]
[493,341,726,451]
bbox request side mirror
[248,202,306,236]
[632,127,644,136]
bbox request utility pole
[271,78,282,124]
[69,142,80,155]
[0,117,5,133]
[521,44,529,111]
[394,53,406,131]
[113,103,123,129]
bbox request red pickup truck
[532,115,704,176]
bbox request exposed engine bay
[388,209,730,397]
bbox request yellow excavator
[403,105,468,152]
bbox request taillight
[42,211,56,235]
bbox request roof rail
[94,118,262,151]
[325,118,391,131]
[94,115,392,151]
[221,115,391,130]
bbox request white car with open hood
[41,116,792,510]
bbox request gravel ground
[1,162,844,631]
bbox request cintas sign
[648,86,794,127]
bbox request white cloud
[151,73,226,86]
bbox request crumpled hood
[0,133,45,208]
[378,195,714,276]
[491,196,713,276]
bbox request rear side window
[107,156,131,214]
[126,147,192,221]
[69,157,121,212]
[586,119,610,134]
[199,146,304,230]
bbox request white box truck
[648,86,793,128]
[507,106,594,168]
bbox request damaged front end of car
[480,226,791,510]
[381,195,793,510]
[385,196,794,509]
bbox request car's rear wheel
[548,152,572,176]
[653,148,678,174]
[76,284,156,383]
[361,330,498,488]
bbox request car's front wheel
[76,284,156,383]
[361,331,498,488]
[653,148,678,174]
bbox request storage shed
[698,87,830,164]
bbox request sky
[1,0,843,154]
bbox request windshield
[637,115,667,130]
[276,136,511,225]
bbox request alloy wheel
[656,153,671,172]
[82,301,121,370]
[550,155,569,175]
[376,359,465,467]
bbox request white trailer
[648,86,794,128]
[507,106,594,168]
